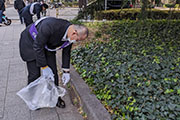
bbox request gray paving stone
[8,64,27,82]
[8,73,27,83]
[2,104,30,120]
[59,112,84,120]
[0,88,6,101]
[5,91,25,107]
[12,40,20,49]
[0,59,9,70]
[0,50,14,59]
[1,43,13,51]
[7,78,27,92]
[0,100,4,118]
[9,63,26,74]
[0,78,7,88]
[1,31,13,41]
[31,108,59,120]
[0,71,8,88]
[0,59,9,88]
[0,29,6,41]
[0,64,9,73]
[9,58,24,66]
[13,49,21,57]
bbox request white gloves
[62,73,70,86]
[41,66,54,79]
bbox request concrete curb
[57,51,111,120]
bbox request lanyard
[29,23,70,52]
[44,41,70,51]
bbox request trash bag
[16,74,66,110]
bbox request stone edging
[57,51,111,120]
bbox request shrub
[164,4,176,8]
[95,8,180,20]
[71,20,180,119]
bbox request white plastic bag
[17,74,66,110]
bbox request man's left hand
[62,73,70,85]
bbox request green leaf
[177,89,180,95]
[165,89,174,94]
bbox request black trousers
[26,51,59,86]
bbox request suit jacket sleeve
[33,24,51,67]
[62,43,72,69]
[34,5,41,19]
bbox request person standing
[19,2,48,27]
[19,17,89,108]
[0,0,5,26]
[14,0,26,24]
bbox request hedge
[95,8,180,20]
[71,20,180,120]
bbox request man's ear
[72,30,77,35]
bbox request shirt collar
[62,26,70,41]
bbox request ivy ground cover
[71,20,180,120]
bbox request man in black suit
[19,17,88,108]
[20,2,48,27]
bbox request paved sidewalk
[0,7,83,120]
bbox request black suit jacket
[14,0,25,11]
[19,17,72,69]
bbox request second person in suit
[20,2,48,27]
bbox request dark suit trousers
[26,51,59,86]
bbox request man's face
[69,30,87,42]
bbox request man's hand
[62,73,70,86]
[41,66,53,77]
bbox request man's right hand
[41,66,53,77]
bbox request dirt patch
[57,68,88,119]
[68,84,88,120]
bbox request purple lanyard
[44,41,70,52]
[29,24,70,52]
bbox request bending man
[19,17,88,108]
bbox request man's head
[67,24,89,43]
[41,3,48,10]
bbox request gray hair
[73,25,89,38]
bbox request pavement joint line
[1,59,10,119]
[55,108,61,120]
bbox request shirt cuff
[62,68,70,72]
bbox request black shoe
[56,97,66,108]
[36,108,41,110]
